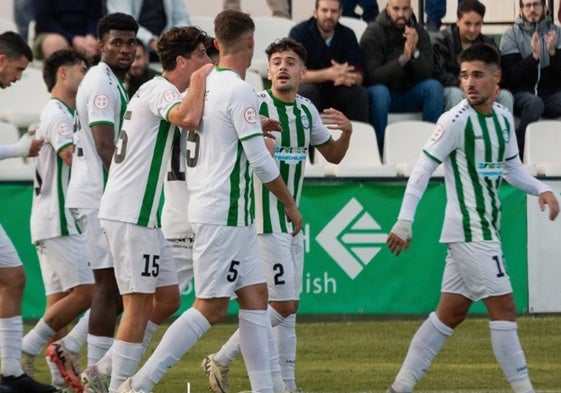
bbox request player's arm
[503,157,559,220]
[242,135,302,235]
[0,131,43,160]
[168,63,214,130]
[387,153,439,256]
[91,124,115,171]
[315,108,352,164]
[58,144,74,167]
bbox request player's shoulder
[492,101,514,120]
[439,99,472,128]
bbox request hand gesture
[531,31,542,60]
[403,25,418,60]
[545,30,557,56]
[320,108,352,134]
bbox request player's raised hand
[387,219,412,256]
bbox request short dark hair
[457,0,486,19]
[157,26,208,71]
[0,31,32,61]
[97,13,139,41]
[214,10,255,45]
[457,42,500,67]
[43,49,88,92]
[315,0,342,9]
[265,38,307,64]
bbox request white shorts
[166,236,194,293]
[70,208,113,270]
[258,232,303,301]
[441,241,513,301]
[35,235,95,295]
[192,223,265,299]
[0,225,22,268]
[100,220,178,295]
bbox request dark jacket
[433,24,497,87]
[289,17,364,76]
[359,11,433,90]
[500,16,561,96]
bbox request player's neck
[471,101,493,115]
[162,70,188,92]
[271,88,296,103]
[51,85,75,109]
[218,55,248,80]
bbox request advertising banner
[0,181,528,317]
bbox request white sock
[142,320,159,352]
[393,312,453,392]
[22,318,54,356]
[132,307,210,392]
[96,346,113,375]
[274,313,296,390]
[0,316,24,377]
[489,320,533,392]
[266,307,285,392]
[214,329,241,367]
[108,340,143,393]
[239,309,273,393]
[87,334,114,366]
[61,310,90,354]
[97,320,158,377]
[45,356,64,385]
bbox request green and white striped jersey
[187,68,268,227]
[99,76,182,228]
[254,90,331,234]
[423,100,518,243]
[30,98,79,242]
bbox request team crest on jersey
[94,94,109,110]
[430,124,444,142]
[244,107,257,124]
[301,114,310,129]
[164,89,180,102]
[57,122,71,137]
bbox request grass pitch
[29,315,561,392]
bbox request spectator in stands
[106,0,191,62]
[342,0,379,23]
[425,0,464,33]
[223,0,291,18]
[125,40,158,97]
[434,0,513,112]
[500,0,561,154]
[288,0,369,124]
[13,0,34,42]
[360,0,442,155]
[32,0,102,61]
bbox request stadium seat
[338,16,368,41]
[245,69,264,92]
[331,121,396,177]
[383,120,444,177]
[523,120,561,177]
[250,16,296,77]
[0,18,18,33]
[304,150,328,178]
[189,15,215,36]
[0,67,50,129]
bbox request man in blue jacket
[289,0,369,123]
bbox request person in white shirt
[119,10,302,393]
[385,43,559,393]
[0,30,57,393]
[20,49,94,392]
